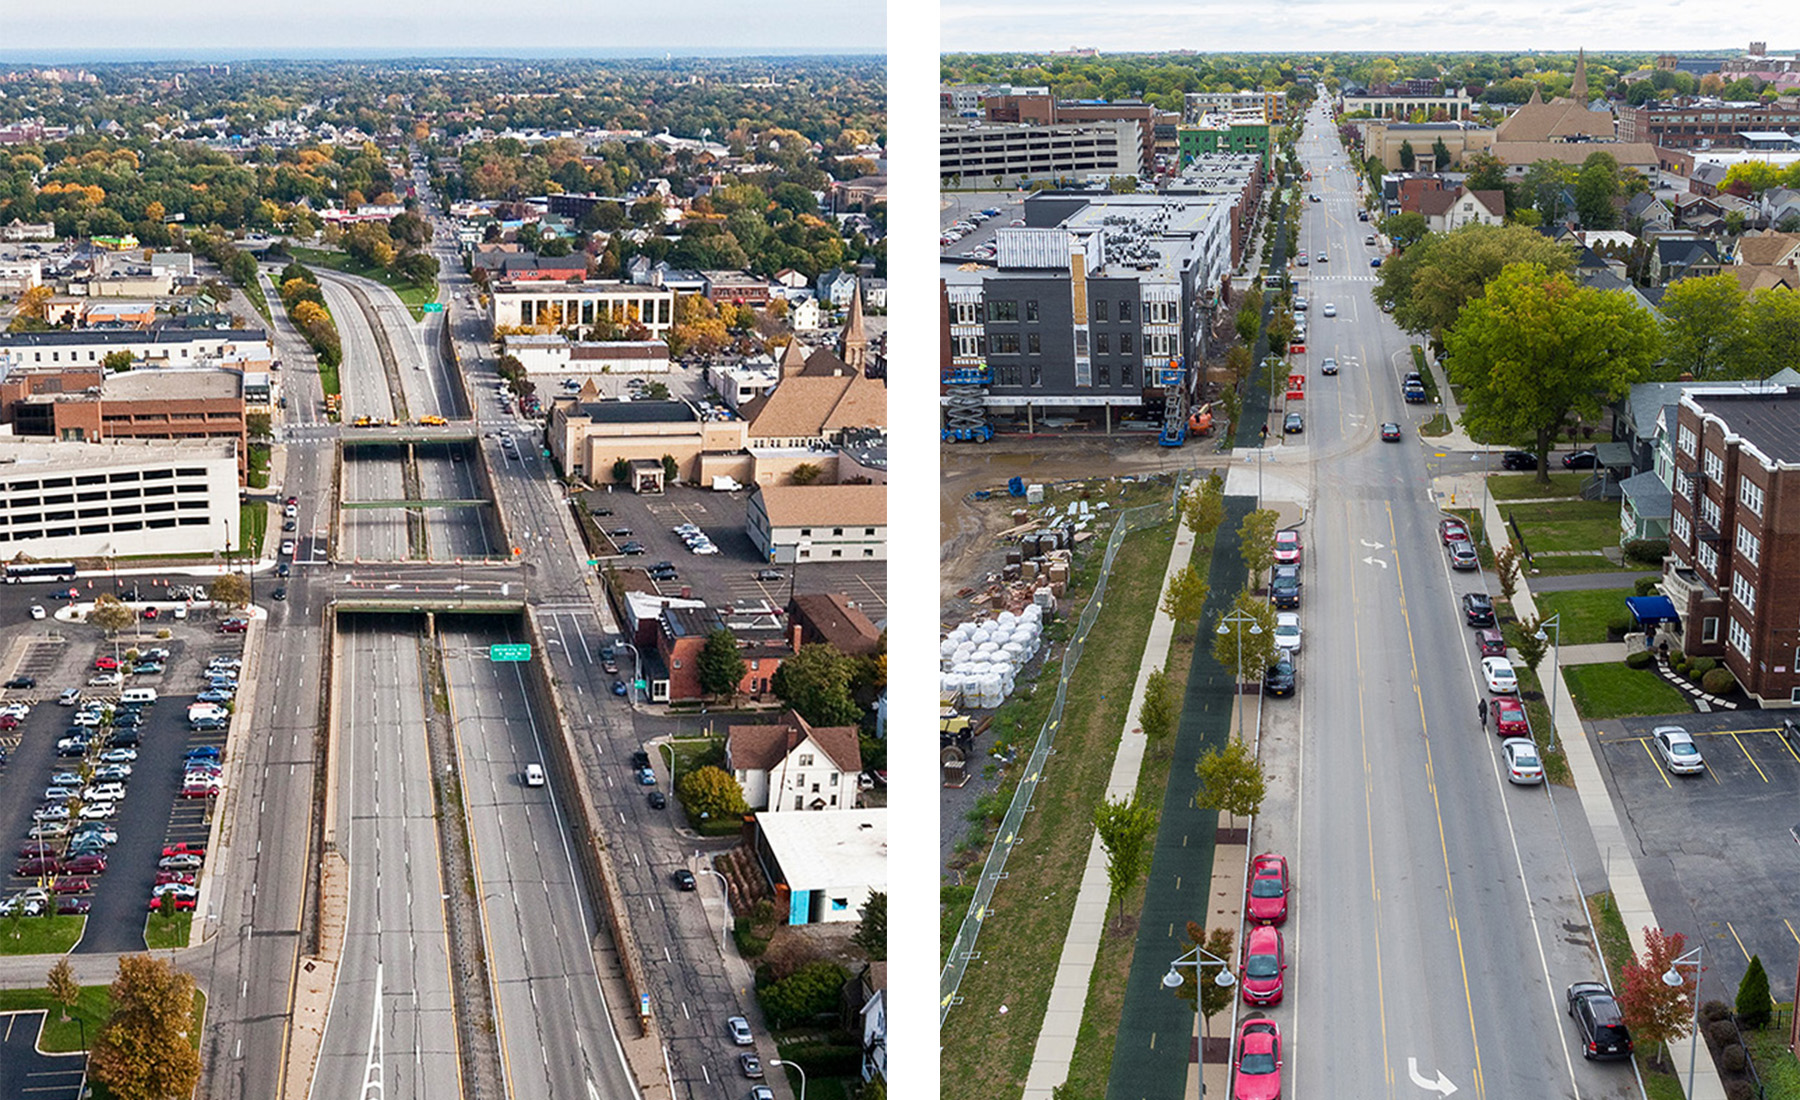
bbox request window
[989,300,1018,322]
[1029,364,1042,386]
[1025,300,1039,321]
[831,528,843,537]
[1738,477,1765,518]
[1731,570,1756,613]
[1121,364,1133,386]
[1703,448,1724,482]
[1702,617,1719,644]
[798,753,814,766]
[1120,333,1133,355]
[954,334,983,358]
[1697,542,1718,574]
[1097,364,1110,385]
[1728,617,1752,659]
[1093,299,1108,322]
[1095,333,1109,354]
[952,301,980,325]
[1701,496,1721,529]
[1118,300,1131,321]
[991,333,1020,354]
[1671,511,1691,545]
[1027,333,1040,354]
[997,365,1021,386]
[1735,525,1760,566]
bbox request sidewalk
[1020,495,1198,1100]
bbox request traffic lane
[1599,715,1800,1003]
[0,1013,84,1100]
[320,279,392,423]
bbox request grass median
[940,515,1178,1100]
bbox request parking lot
[577,484,887,618]
[1597,712,1800,1003]
[0,1012,84,1100]
[0,602,240,950]
[940,191,1027,263]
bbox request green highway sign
[489,643,532,662]
[423,302,445,312]
[634,679,647,690]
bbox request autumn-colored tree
[676,765,749,821]
[46,957,79,1022]
[1169,920,1237,1036]
[1618,926,1694,1069]
[209,573,250,610]
[89,594,135,636]
[87,954,201,1100]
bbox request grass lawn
[940,515,1179,1100]
[1587,892,1687,1100]
[1503,500,1624,554]
[1058,536,1210,1100]
[240,275,270,324]
[0,915,84,955]
[290,246,437,320]
[1420,413,1451,437]
[241,501,268,557]
[1532,588,1638,646]
[1513,665,1572,786]
[1746,1014,1800,1100]
[1562,663,1695,720]
[1525,554,1653,577]
[144,912,191,950]
[1487,472,1588,501]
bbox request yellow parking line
[1785,919,1799,947]
[1726,921,1751,963]
[1729,732,1770,782]
[1772,730,1800,764]
[1641,741,1672,788]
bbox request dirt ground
[938,433,1233,614]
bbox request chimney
[791,624,804,653]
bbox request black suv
[1270,566,1302,609]
[1264,658,1297,697]
[1567,982,1633,1060]
[1462,593,1496,626]
[1500,451,1536,471]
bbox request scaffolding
[941,365,993,442]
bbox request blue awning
[1626,595,1679,625]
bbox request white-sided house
[727,708,862,813]
[788,295,823,332]
[752,808,886,926]
[746,484,887,563]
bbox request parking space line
[1771,729,1800,764]
[1786,919,1799,947]
[1725,921,1752,963]
[1639,740,1673,788]
[1728,732,1770,782]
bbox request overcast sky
[1,1,886,59]
[942,2,1782,56]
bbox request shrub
[1726,1080,1756,1100]
[732,917,769,958]
[1710,1019,1740,1047]
[777,1041,864,1076]
[1737,955,1773,1029]
[1606,614,1634,639]
[1674,659,1691,678]
[1626,651,1653,670]
[1691,657,1718,675]
[1720,1044,1747,1073]
[1701,1000,1734,1023]
[1634,576,1662,597]
[756,960,850,1029]
[1623,539,1670,565]
[1702,668,1738,695]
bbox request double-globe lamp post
[1535,613,1563,752]
[1218,610,1264,740]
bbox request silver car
[1501,738,1543,785]
[1651,726,1705,774]
[1273,612,1302,655]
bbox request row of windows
[795,547,878,559]
[989,298,1140,323]
[1731,569,1757,614]
[0,484,207,507]
[0,514,212,541]
[0,497,208,528]
[0,468,188,492]
[23,347,211,363]
[993,364,1137,387]
[796,527,879,537]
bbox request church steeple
[839,279,867,373]
[1573,48,1588,103]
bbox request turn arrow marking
[1407,1057,1457,1096]
[1359,539,1387,549]
[1361,556,1390,569]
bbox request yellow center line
[1730,733,1770,782]
[1349,502,1394,1093]
[1726,921,1752,963]
[1388,503,1485,1100]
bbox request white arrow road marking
[1362,556,1390,569]
[1407,1057,1457,1096]
[1360,539,1386,549]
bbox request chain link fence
[940,477,1187,1026]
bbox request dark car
[56,896,91,916]
[648,791,667,809]
[1403,382,1427,404]
[1462,593,1496,627]
[1475,627,1508,657]
[620,542,646,555]
[4,675,35,689]
[1562,450,1601,469]
[108,729,141,748]
[1567,982,1633,1060]
[672,869,697,891]
[1264,658,1296,697]
[1269,565,1302,609]
[271,588,287,601]
[277,562,291,578]
[631,749,651,768]
[590,507,614,517]
[1380,422,1402,442]
[1448,541,1480,571]
[1283,412,1304,434]
[609,528,634,538]
[755,569,785,581]
[612,680,629,697]
[16,856,59,877]
[1500,451,1537,471]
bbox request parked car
[740,1052,764,1078]
[1240,925,1287,1006]
[1562,450,1601,470]
[56,896,92,915]
[1272,531,1302,565]
[1481,657,1518,694]
[1492,696,1530,739]
[1500,451,1537,471]
[1501,738,1544,785]
[1233,1018,1283,1100]
[636,766,656,786]
[1246,852,1290,925]
[672,869,697,891]
[158,853,204,871]
[1438,518,1471,545]
[4,675,35,689]
[1651,726,1705,774]
[1272,612,1302,655]
[1567,982,1633,1060]
[1264,657,1296,697]
[1283,412,1304,434]
[727,1016,754,1046]
[1269,566,1301,609]
[1448,541,1480,571]
[1462,593,1496,627]
[1475,628,1507,657]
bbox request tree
[1194,736,1267,819]
[1736,954,1773,1029]
[1445,264,1661,484]
[89,594,135,636]
[1398,140,1416,172]
[1745,285,1800,374]
[789,462,823,485]
[697,629,747,701]
[1524,159,1576,226]
[1432,138,1453,171]
[1183,473,1226,548]
[1237,508,1280,579]
[1661,274,1752,380]
[771,643,863,727]
[46,957,79,1022]
[757,960,849,1028]
[610,457,631,484]
[1618,927,1694,1069]
[1092,795,1157,927]
[853,891,887,961]
[1374,223,1575,342]
[209,573,250,609]
[1511,614,1550,675]
[246,412,272,439]
[1493,545,1522,603]
[1160,565,1210,635]
[1575,152,1621,229]
[1212,589,1278,683]
[676,765,749,821]
[103,350,134,372]
[86,954,201,1100]
[1169,920,1237,1035]
[1464,151,1509,195]
[1138,666,1176,742]
[1377,211,1428,251]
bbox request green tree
[1194,736,1267,819]
[1524,159,1576,225]
[1511,614,1550,676]
[1092,795,1157,926]
[610,457,631,484]
[1447,264,1660,482]
[1736,954,1773,1029]
[1168,921,1239,1036]
[1575,152,1621,229]
[771,643,862,726]
[87,954,201,1100]
[757,960,849,1028]
[1661,274,1752,380]
[1618,927,1694,1070]
[1211,589,1278,683]
[89,594,135,636]
[102,349,134,372]
[1464,151,1509,195]
[1376,211,1428,251]
[1374,222,1575,342]
[789,462,823,485]
[1183,473,1226,548]
[1432,138,1453,171]
[1160,565,1210,636]
[46,957,79,1022]
[676,765,749,820]
[1237,508,1280,579]
[1398,140,1415,172]
[209,572,250,609]
[853,891,887,961]
[697,628,747,701]
[1138,666,1176,742]
[1745,285,1800,374]
[246,412,272,439]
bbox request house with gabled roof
[726,708,862,813]
[1418,185,1505,233]
[1651,237,1722,284]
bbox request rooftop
[756,808,887,890]
[0,437,236,472]
[100,368,242,402]
[572,399,696,424]
[1685,387,1800,465]
[754,484,887,528]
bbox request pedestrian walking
[1478,698,1489,730]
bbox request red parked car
[93,656,120,671]
[1240,925,1286,1006]
[154,871,197,887]
[1493,696,1531,739]
[1438,518,1471,546]
[61,853,106,875]
[160,843,206,859]
[1246,853,1290,925]
[1475,628,1507,657]
[53,878,92,894]
[1233,1018,1283,1100]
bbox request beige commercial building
[746,483,887,563]
[547,397,746,484]
[0,438,240,559]
[490,279,678,336]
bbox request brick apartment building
[0,366,248,481]
[1663,387,1800,707]
[1618,99,1800,148]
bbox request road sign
[422,302,445,313]
[634,678,647,691]
[488,644,531,662]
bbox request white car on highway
[1481,656,1518,694]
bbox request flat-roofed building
[489,279,677,336]
[0,365,248,480]
[751,809,886,926]
[939,120,1139,189]
[547,396,746,484]
[0,438,239,559]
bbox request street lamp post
[1162,944,1238,993]
[1535,613,1563,752]
[1217,610,1265,739]
[769,1059,807,1100]
[1662,945,1704,1100]
[695,858,731,956]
